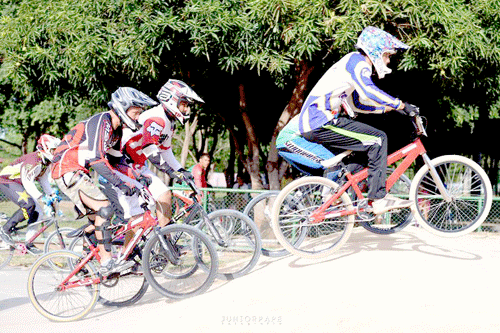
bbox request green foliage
[1,0,500,173]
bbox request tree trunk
[180,115,198,167]
[239,83,263,190]
[267,60,314,190]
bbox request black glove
[136,175,152,187]
[118,183,140,196]
[176,168,194,182]
[398,103,419,116]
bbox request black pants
[0,181,39,232]
[302,117,388,200]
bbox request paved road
[1,226,500,333]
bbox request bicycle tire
[409,155,493,237]
[142,224,218,299]
[99,269,149,307]
[243,191,289,257]
[68,233,149,307]
[27,250,100,322]
[195,209,262,280]
[271,176,354,259]
[0,244,13,270]
[43,227,76,253]
[360,171,414,235]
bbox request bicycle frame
[310,136,448,223]
[59,187,184,290]
[179,180,227,247]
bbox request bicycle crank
[356,199,376,222]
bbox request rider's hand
[118,183,140,196]
[401,103,419,116]
[136,175,152,187]
[174,168,194,182]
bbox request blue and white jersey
[298,52,403,134]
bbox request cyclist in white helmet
[0,134,61,253]
[104,79,204,228]
[298,26,418,215]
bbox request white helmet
[157,79,204,124]
[355,26,410,79]
[37,134,61,163]
[108,87,158,131]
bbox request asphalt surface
[1,226,500,333]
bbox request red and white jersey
[121,105,182,171]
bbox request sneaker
[371,194,413,215]
[26,243,43,255]
[100,258,136,276]
[0,228,14,246]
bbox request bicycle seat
[320,150,352,168]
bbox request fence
[1,187,499,232]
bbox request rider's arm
[20,163,44,200]
[87,115,130,189]
[348,54,403,112]
[141,116,181,177]
[143,144,177,177]
[38,168,55,196]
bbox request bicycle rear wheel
[68,234,148,307]
[142,224,218,299]
[360,171,414,234]
[27,250,100,322]
[43,227,76,253]
[0,244,13,270]
[243,191,288,257]
[271,176,354,259]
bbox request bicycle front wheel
[410,155,493,237]
[271,176,354,259]
[27,250,100,322]
[142,224,218,299]
[197,210,262,280]
[243,191,288,257]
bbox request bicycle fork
[154,226,182,265]
[422,153,452,202]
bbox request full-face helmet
[108,87,158,131]
[157,79,204,124]
[37,134,61,163]
[355,26,410,79]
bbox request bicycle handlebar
[184,178,202,199]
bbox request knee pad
[96,205,114,221]
[95,220,113,252]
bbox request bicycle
[174,179,262,281]
[0,200,75,270]
[270,114,493,259]
[172,188,216,215]
[244,169,412,258]
[27,186,219,322]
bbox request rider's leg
[303,117,388,198]
[54,172,113,262]
[155,190,172,227]
[0,182,38,245]
[79,192,113,262]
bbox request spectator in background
[191,153,211,189]
[232,175,250,190]
[232,174,251,210]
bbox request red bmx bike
[271,115,493,259]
